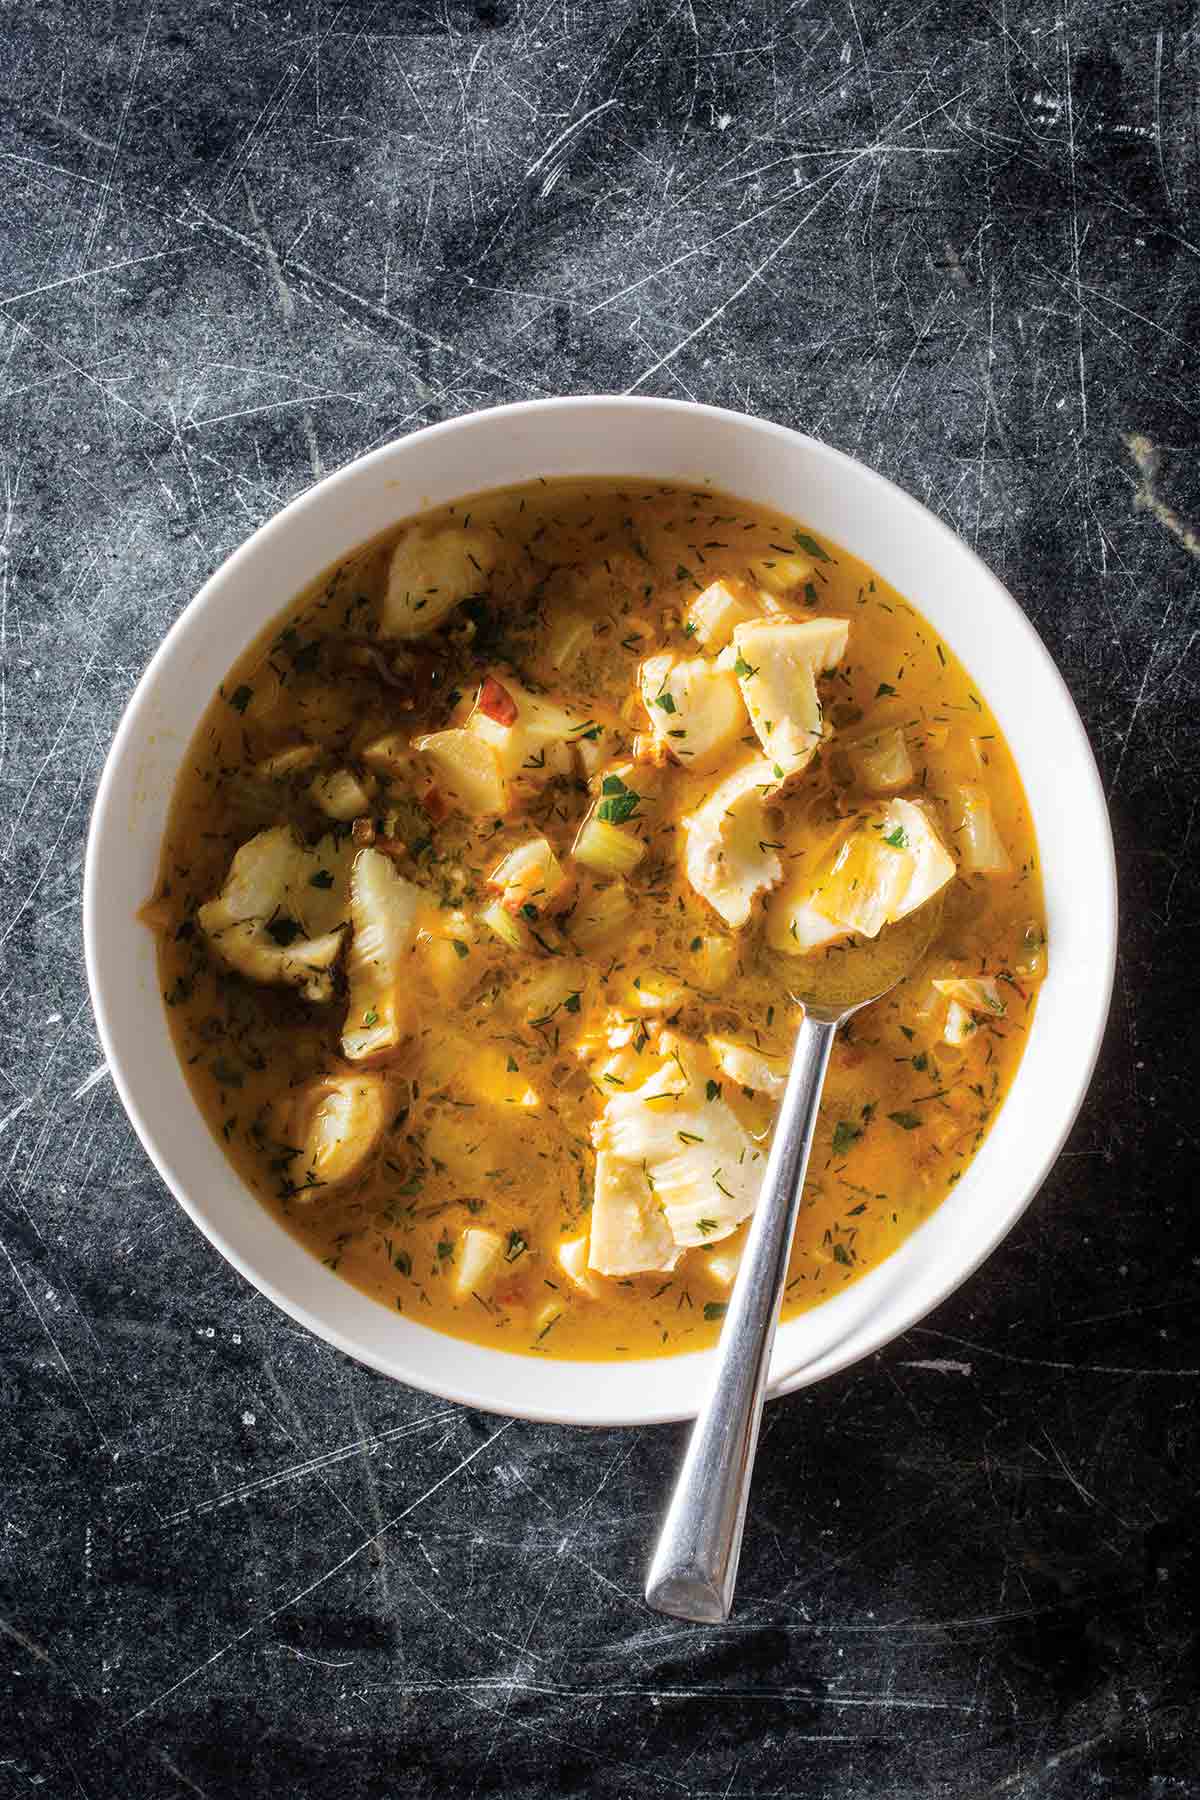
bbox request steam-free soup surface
[150,480,1045,1360]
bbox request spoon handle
[644,1010,840,1623]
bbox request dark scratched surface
[1,3,1198,1795]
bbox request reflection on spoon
[644,894,946,1624]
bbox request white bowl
[84,398,1117,1426]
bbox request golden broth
[150,480,1045,1360]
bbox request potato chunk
[342,849,427,1062]
[682,758,783,928]
[453,1227,504,1300]
[708,1037,788,1098]
[847,726,914,793]
[197,825,349,1003]
[284,1071,388,1195]
[638,651,747,772]
[722,617,848,780]
[684,578,762,651]
[414,728,506,816]
[309,767,377,821]
[467,672,584,793]
[380,526,498,638]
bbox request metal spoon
[644,898,944,1623]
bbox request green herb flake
[451,939,470,959]
[831,1120,862,1157]
[792,530,832,562]
[876,682,898,698]
[888,1110,923,1131]
[703,1301,728,1321]
[705,1079,721,1102]
[228,684,253,714]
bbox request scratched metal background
[1,3,1198,1795]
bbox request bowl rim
[84,395,1118,1425]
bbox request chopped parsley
[831,1120,862,1157]
[887,1110,923,1131]
[792,530,832,562]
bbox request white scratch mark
[524,98,621,180]
[71,1065,110,1102]
[0,1097,33,1136]
[80,3,157,269]
[0,249,183,312]
[900,1358,973,1377]
[123,1418,514,1728]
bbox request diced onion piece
[421,911,477,1001]
[722,617,849,781]
[572,816,645,878]
[489,837,571,915]
[747,552,814,596]
[465,1048,541,1110]
[479,898,534,952]
[532,1300,562,1340]
[943,999,978,1047]
[588,1151,680,1276]
[557,1235,604,1297]
[638,651,747,772]
[682,758,784,929]
[624,971,686,1014]
[285,1072,387,1195]
[415,728,506,816]
[256,743,321,779]
[702,1224,748,1291]
[572,727,610,778]
[692,933,738,990]
[513,960,589,1024]
[309,767,376,821]
[685,578,761,651]
[708,1037,788,1097]
[932,975,1007,1017]
[453,1227,504,1299]
[359,733,414,781]
[381,526,498,638]
[568,882,633,952]
[342,849,426,1062]
[948,783,1012,875]
[847,726,914,792]
[547,612,594,670]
